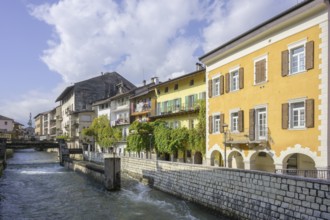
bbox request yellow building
[200,0,329,175]
[150,64,206,162]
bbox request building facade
[150,66,205,129]
[200,0,330,174]
[56,72,135,149]
[0,115,15,139]
[130,78,158,123]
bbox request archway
[228,151,244,169]
[194,151,203,164]
[250,151,275,172]
[284,153,316,177]
[210,150,224,167]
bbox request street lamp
[222,123,228,167]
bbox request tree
[127,121,154,156]
[82,115,121,150]
[190,99,206,155]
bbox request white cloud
[202,0,298,52]
[30,0,204,84]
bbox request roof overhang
[55,86,74,102]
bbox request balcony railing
[224,127,269,145]
[132,103,151,115]
[111,118,129,126]
[155,102,200,117]
[275,169,330,180]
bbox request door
[256,108,267,140]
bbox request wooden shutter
[208,79,212,98]
[239,67,244,89]
[260,59,266,82]
[306,41,314,70]
[208,116,213,134]
[220,75,224,95]
[220,114,224,133]
[249,109,255,141]
[238,110,244,132]
[282,103,289,129]
[306,99,314,128]
[255,61,261,84]
[281,50,289,77]
[256,59,266,83]
[225,73,230,93]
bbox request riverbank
[64,158,330,220]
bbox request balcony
[224,127,269,147]
[56,115,63,121]
[131,103,151,116]
[150,102,200,119]
[111,118,129,126]
[111,103,129,112]
[71,119,80,127]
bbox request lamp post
[222,123,228,167]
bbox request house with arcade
[199,0,330,175]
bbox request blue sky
[0,0,299,125]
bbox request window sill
[288,127,307,131]
[288,70,307,76]
[254,80,268,86]
[229,89,240,94]
[212,132,220,135]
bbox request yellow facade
[201,1,329,172]
[151,69,206,129]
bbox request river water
[0,149,228,220]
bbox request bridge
[0,138,83,167]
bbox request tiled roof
[0,115,13,121]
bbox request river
[0,149,228,220]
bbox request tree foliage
[127,121,153,153]
[82,115,121,148]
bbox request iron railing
[275,169,330,180]
[156,102,200,116]
[224,127,269,145]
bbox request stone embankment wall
[121,157,330,220]
[64,160,104,183]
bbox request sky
[0,0,301,126]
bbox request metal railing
[275,169,330,180]
[156,102,200,116]
[225,127,269,144]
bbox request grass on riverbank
[6,149,14,159]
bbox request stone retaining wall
[121,157,330,220]
[64,160,104,183]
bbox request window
[256,108,267,140]
[174,84,178,90]
[186,94,197,110]
[213,115,220,133]
[199,92,206,100]
[290,102,305,128]
[212,77,220,96]
[230,70,239,91]
[173,98,181,111]
[190,79,194,86]
[254,56,267,84]
[231,112,239,132]
[290,45,305,74]
[165,87,169,93]
[4,121,7,125]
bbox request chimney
[151,77,159,85]
[196,62,203,71]
[143,80,146,86]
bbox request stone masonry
[121,157,330,220]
